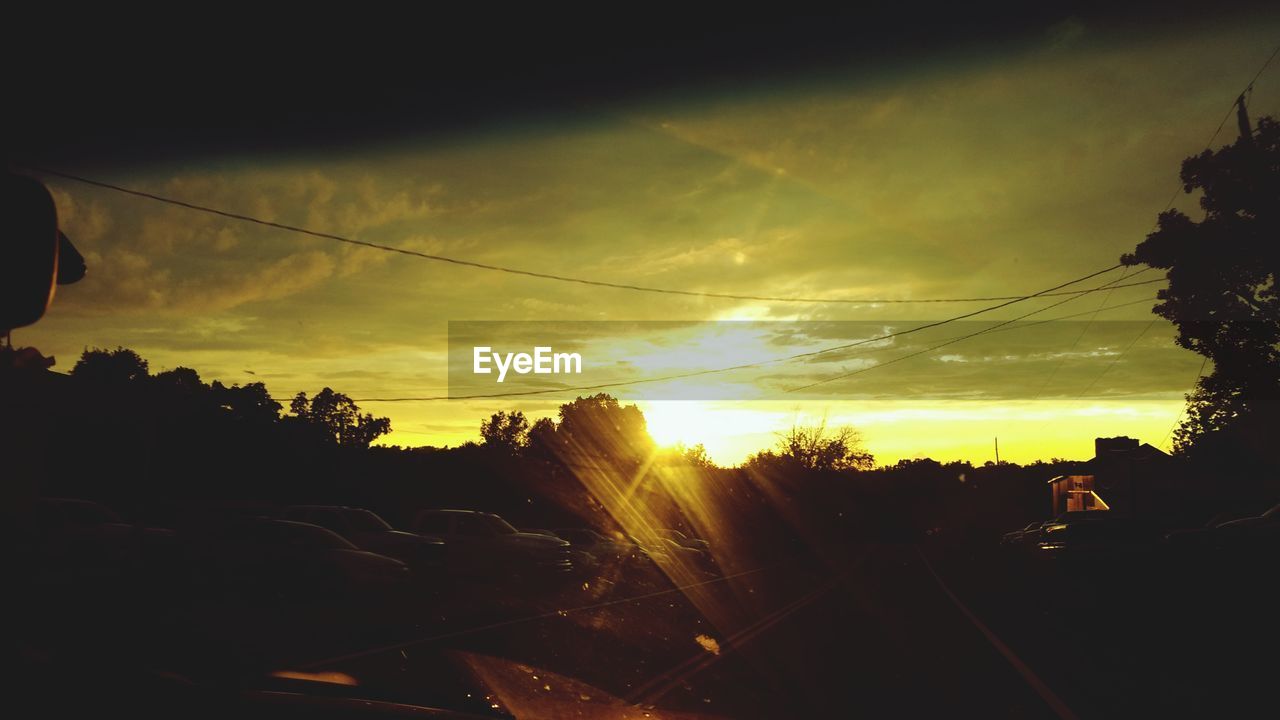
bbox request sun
[642,401,709,448]
[637,401,785,466]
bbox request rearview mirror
[2,173,85,333]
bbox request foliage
[524,416,560,461]
[290,388,391,448]
[748,420,874,471]
[211,381,282,425]
[1123,114,1280,457]
[553,393,654,467]
[480,410,530,452]
[71,346,150,384]
[674,442,716,469]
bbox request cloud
[24,14,1275,457]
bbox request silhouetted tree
[212,381,282,425]
[290,387,391,448]
[1122,112,1280,458]
[71,347,149,385]
[554,393,654,467]
[670,442,716,469]
[480,410,529,452]
[524,416,560,462]
[774,420,874,471]
[152,366,204,394]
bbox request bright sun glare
[638,401,781,464]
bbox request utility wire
[1052,43,1280,418]
[785,287,1101,393]
[353,264,1126,401]
[1162,356,1208,450]
[1029,266,1145,401]
[1067,318,1158,400]
[1198,42,1280,157]
[1018,316,1163,441]
[344,291,1160,403]
[17,45,1277,310]
[22,165,1148,305]
[981,295,1159,335]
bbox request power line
[766,269,1153,393]
[1246,42,1280,93]
[754,270,1158,393]
[1026,43,1279,416]
[1067,318,1158,400]
[1158,356,1209,451]
[354,288,1159,403]
[785,288,1100,393]
[981,295,1159,335]
[1148,42,1280,234]
[24,165,1148,305]
[1019,316,1163,440]
[353,264,1126,402]
[1028,266,1145,401]
[1185,43,1280,199]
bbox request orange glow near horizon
[374,397,1187,467]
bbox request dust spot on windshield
[694,634,721,656]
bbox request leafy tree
[524,416,560,461]
[1122,113,1280,456]
[212,381,282,424]
[554,393,654,467]
[660,442,715,469]
[152,366,206,396]
[772,420,874,471]
[71,347,149,384]
[677,442,715,469]
[290,387,391,448]
[480,410,530,452]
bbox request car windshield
[484,515,518,535]
[281,522,358,550]
[10,11,1280,719]
[555,529,599,545]
[346,509,392,532]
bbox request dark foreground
[10,533,1277,719]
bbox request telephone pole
[1237,91,1253,146]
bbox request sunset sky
[18,10,1280,465]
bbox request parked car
[1163,512,1241,553]
[411,509,572,577]
[187,517,410,606]
[21,497,173,584]
[626,532,717,576]
[1164,505,1279,556]
[1212,503,1280,547]
[657,528,711,552]
[1001,520,1050,548]
[1036,515,1140,556]
[661,537,716,569]
[552,528,651,569]
[281,505,445,572]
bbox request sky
[17,10,1280,466]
